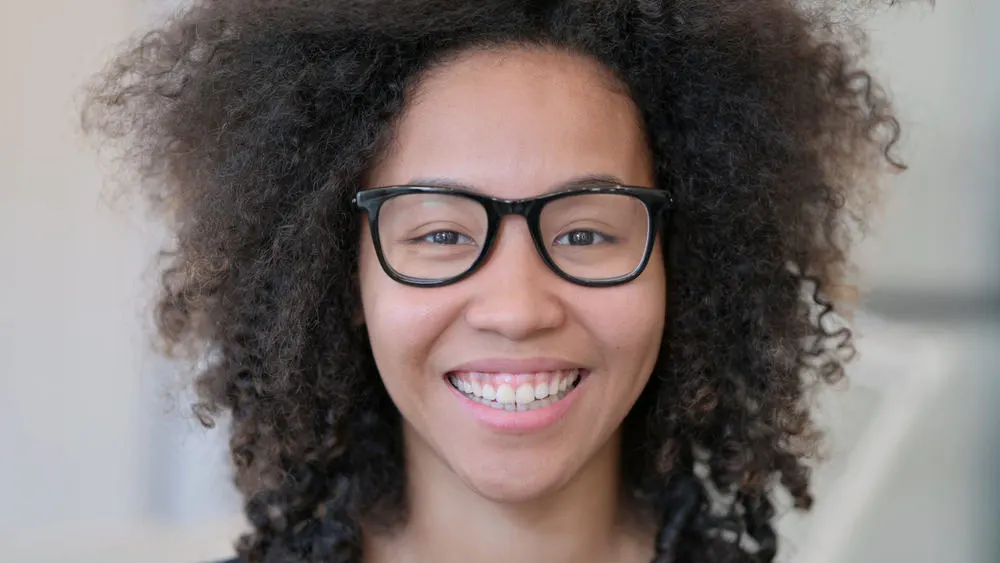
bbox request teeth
[449,369,583,410]
[515,383,535,404]
[495,384,515,405]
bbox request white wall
[0,0,151,539]
[0,1,242,558]
[857,0,1000,297]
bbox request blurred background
[0,0,996,561]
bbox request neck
[365,424,653,563]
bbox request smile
[447,369,585,411]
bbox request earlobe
[350,268,366,327]
[352,306,366,327]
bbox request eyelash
[416,230,474,245]
[415,229,615,246]
[553,230,614,246]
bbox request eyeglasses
[353,184,673,288]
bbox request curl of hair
[83,1,906,561]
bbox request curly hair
[83,1,904,561]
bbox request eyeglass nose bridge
[485,197,540,219]
[477,198,547,269]
[478,198,549,262]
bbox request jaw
[396,417,631,563]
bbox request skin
[359,47,666,563]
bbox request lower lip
[446,374,587,434]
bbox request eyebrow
[405,173,628,195]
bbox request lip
[445,363,589,434]
[446,357,585,374]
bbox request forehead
[368,47,654,196]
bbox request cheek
[578,265,665,414]
[592,298,664,383]
[591,261,666,363]
[358,230,455,382]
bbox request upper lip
[446,357,586,374]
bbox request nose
[462,218,567,341]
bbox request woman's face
[359,47,666,503]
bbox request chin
[452,451,575,504]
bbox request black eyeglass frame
[353,184,674,288]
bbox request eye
[553,230,613,246]
[418,230,474,245]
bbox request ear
[351,304,366,327]
[350,267,366,327]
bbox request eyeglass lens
[376,192,650,282]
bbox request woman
[84,1,904,561]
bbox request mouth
[446,369,586,412]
